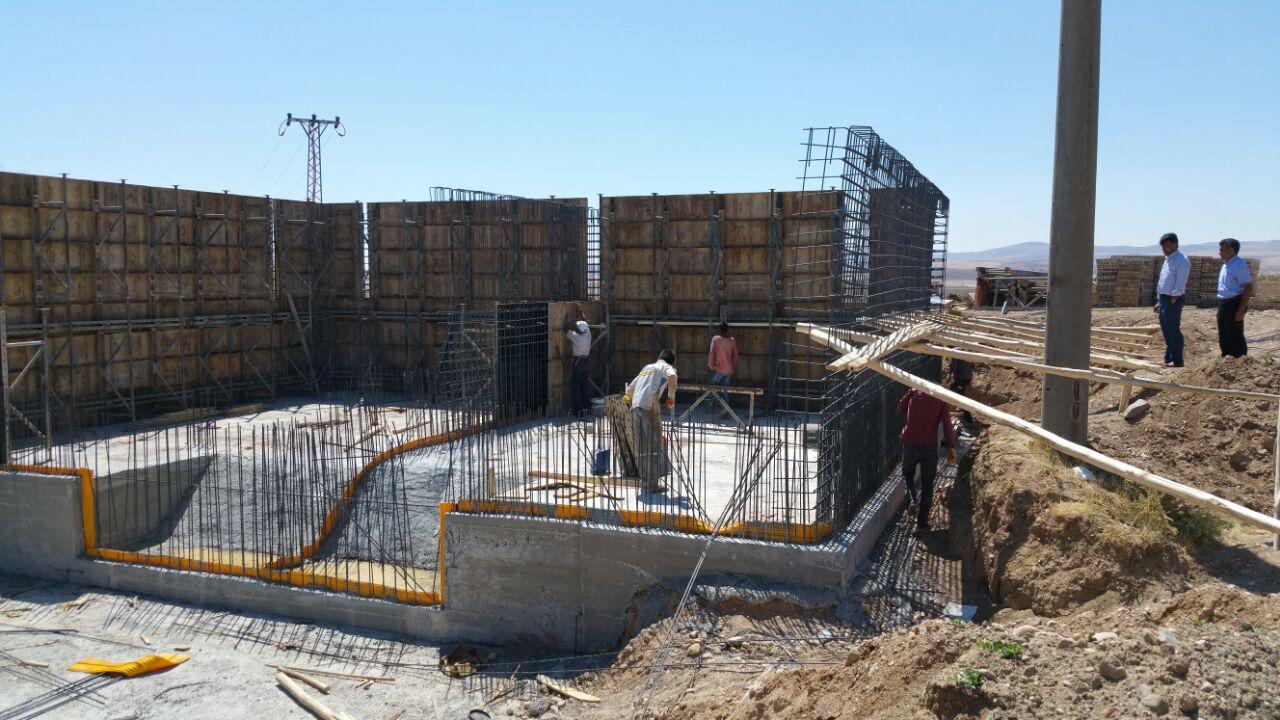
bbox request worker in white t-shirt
[566,307,592,418]
[624,350,678,493]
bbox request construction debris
[536,674,601,703]
[58,596,91,610]
[276,670,357,720]
[279,666,332,694]
[67,653,189,677]
[440,644,491,679]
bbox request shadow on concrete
[95,455,213,551]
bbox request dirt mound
[966,426,1190,616]
[968,313,1280,513]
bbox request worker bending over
[897,388,956,535]
[625,350,679,494]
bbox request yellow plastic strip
[444,500,833,544]
[68,653,188,676]
[94,548,441,605]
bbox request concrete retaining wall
[442,473,904,650]
[0,470,86,579]
[0,466,902,651]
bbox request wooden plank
[827,321,940,372]
[812,324,1279,403]
[802,323,1280,536]
[537,674,601,703]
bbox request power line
[247,132,286,193]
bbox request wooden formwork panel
[601,191,837,322]
[546,301,602,413]
[367,197,587,314]
[608,323,825,398]
[0,171,356,428]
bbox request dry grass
[1026,438,1228,550]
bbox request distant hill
[946,239,1280,283]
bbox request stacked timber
[1095,254,1263,307]
[1094,256,1159,307]
[1185,257,1262,307]
[973,267,1048,308]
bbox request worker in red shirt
[897,388,957,534]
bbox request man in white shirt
[1154,232,1190,367]
[1216,238,1253,358]
[624,350,678,493]
[566,308,592,419]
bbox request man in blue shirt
[1216,238,1253,358]
[1154,232,1190,367]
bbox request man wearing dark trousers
[947,358,975,424]
[897,389,957,535]
[1216,238,1253,358]
[1154,232,1190,367]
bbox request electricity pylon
[278,113,346,203]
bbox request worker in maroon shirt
[897,388,957,534]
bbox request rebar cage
[2,125,948,607]
[776,126,949,528]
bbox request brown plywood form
[0,171,362,433]
[362,196,588,384]
[600,190,837,323]
[599,190,839,398]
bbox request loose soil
[970,306,1280,513]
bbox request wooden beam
[1274,406,1280,550]
[528,470,644,489]
[808,324,1279,403]
[624,319,776,328]
[827,320,940,372]
[873,316,1158,370]
[276,671,356,720]
[676,383,764,396]
[961,312,1158,340]
[924,312,1149,352]
[799,324,1280,535]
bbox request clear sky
[0,1,1275,252]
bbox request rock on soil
[1122,398,1150,421]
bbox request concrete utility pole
[278,113,345,203]
[1042,0,1101,443]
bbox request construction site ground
[3,307,1280,719]
[574,307,1280,720]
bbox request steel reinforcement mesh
[446,127,949,539]
[772,126,949,529]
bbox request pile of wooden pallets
[1095,255,1263,307]
[1095,256,1160,307]
[1185,257,1262,307]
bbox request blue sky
[0,1,1275,252]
